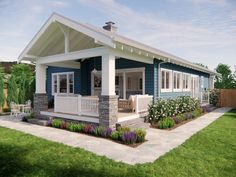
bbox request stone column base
[34,93,48,117]
[99,95,118,128]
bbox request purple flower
[84,124,96,134]
[102,127,113,138]
[122,131,137,144]
[47,117,53,126]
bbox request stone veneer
[99,95,118,128]
[34,93,48,117]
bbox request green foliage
[7,75,18,104]
[134,129,146,143]
[209,89,220,106]
[158,117,175,129]
[148,96,200,122]
[0,66,5,107]
[8,64,35,104]
[191,108,203,118]
[52,119,62,128]
[111,130,119,141]
[214,63,236,89]
[94,126,105,137]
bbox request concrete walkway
[0,107,231,165]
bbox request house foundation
[99,95,118,128]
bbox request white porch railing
[135,95,153,114]
[200,91,210,104]
[54,95,99,117]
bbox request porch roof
[18,13,215,75]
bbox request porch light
[92,68,97,73]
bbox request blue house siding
[161,92,191,99]
[46,66,81,101]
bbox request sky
[0,0,235,70]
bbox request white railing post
[78,95,82,115]
[207,91,210,104]
[135,95,139,114]
[54,94,57,112]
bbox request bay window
[161,69,172,92]
[173,71,182,91]
[52,72,74,95]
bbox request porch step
[116,118,150,130]
[27,118,48,126]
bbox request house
[18,13,215,127]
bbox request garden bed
[148,96,214,130]
[22,117,147,147]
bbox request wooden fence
[220,89,236,107]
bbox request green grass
[0,109,236,177]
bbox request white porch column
[101,53,116,96]
[36,62,47,94]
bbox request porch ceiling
[27,22,102,59]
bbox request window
[183,73,190,90]
[139,78,143,90]
[173,72,182,91]
[52,72,74,95]
[161,69,172,92]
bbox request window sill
[173,89,182,92]
[161,89,172,93]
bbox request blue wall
[46,58,210,102]
[46,66,81,101]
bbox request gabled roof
[18,13,215,75]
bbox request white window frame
[52,72,74,95]
[173,71,182,92]
[182,73,191,91]
[161,68,172,92]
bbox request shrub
[184,113,193,119]
[111,131,119,141]
[191,107,203,118]
[94,126,105,137]
[84,124,96,135]
[101,127,113,138]
[77,123,86,133]
[210,89,220,106]
[117,126,130,140]
[60,121,68,129]
[158,117,175,129]
[172,115,181,124]
[52,119,62,128]
[148,96,200,122]
[68,123,79,132]
[176,114,186,122]
[122,131,137,144]
[134,129,146,143]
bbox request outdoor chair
[24,100,32,113]
[118,95,135,112]
[10,102,21,117]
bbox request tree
[9,64,35,104]
[214,63,236,89]
[7,75,18,104]
[0,66,5,107]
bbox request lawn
[0,109,236,177]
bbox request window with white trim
[173,71,182,91]
[161,69,172,92]
[183,73,190,90]
[52,72,74,95]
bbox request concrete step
[116,118,150,130]
[27,118,48,126]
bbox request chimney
[103,21,117,33]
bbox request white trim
[173,71,182,92]
[46,61,80,69]
[37,47,108,64]
[182,73,191,91]
[161,68,172,93]
[52,72,74,95]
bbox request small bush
[101,127,113,138]
[84,124,96,135]
[94,126,105,137]
[77,123,86,133]
[68,123,79,132]
[134,129,146,143]
[209,89,220,106]
[122,131,137,144]
[158,118,175,129]
[176,114,186,122]
[191,107,203,118]
[184,113,193,119]
[117,126,130,132]
[172,115,181,124]
[52,119,62,128]
[60,121,68,129]
[111,131,119,141]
